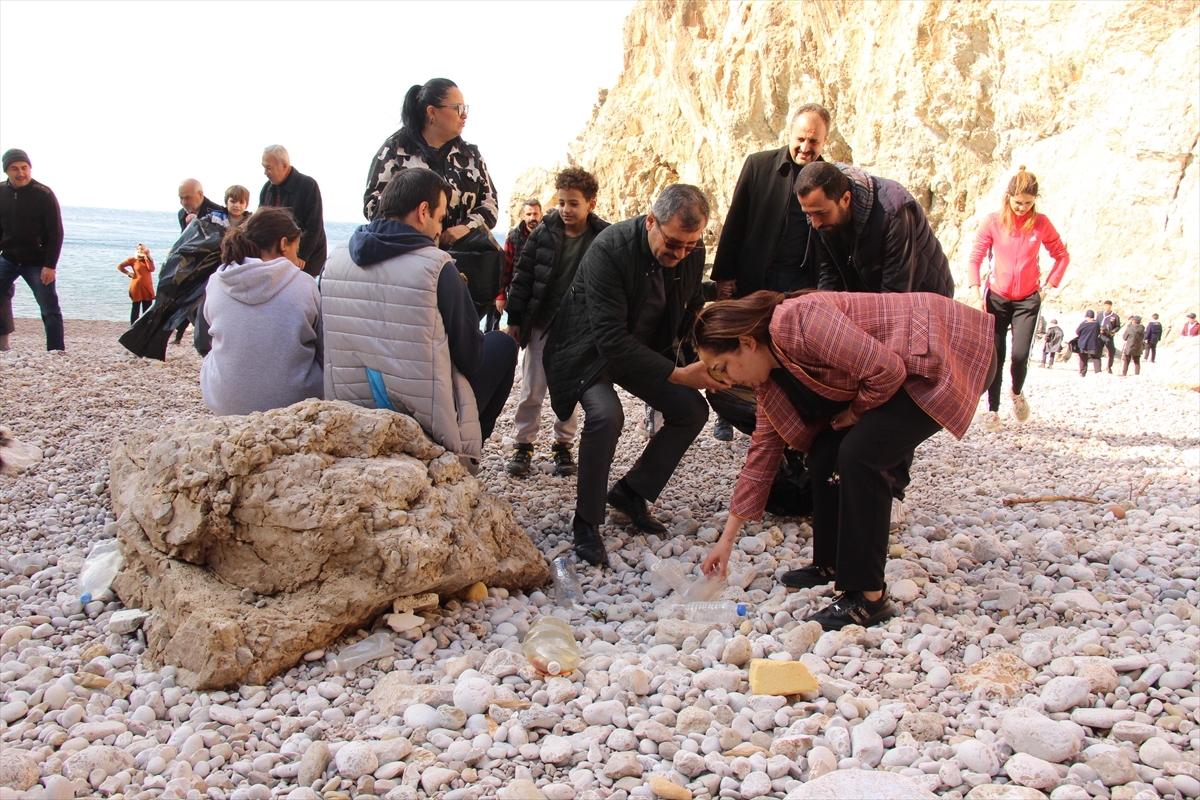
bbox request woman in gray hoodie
[200,208,323,415]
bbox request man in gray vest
[321,168,517,473]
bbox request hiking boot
[551,442,577,477]
[1011,391,1031,422]
[506,444,534,477]
[890,498,906,532]
[978,411,1000,432]
[713,415,734,442]
[572,518,608,567]
[780,565,836,590]
[607,478,667,534]
[806,589,895,631]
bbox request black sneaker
[551,443,577,477]
[780,565,836,590]
[506,444,534,477]
[806,590,895,631]
[607,479,667,534]
[713,416,734,442]
[572,518,608,566]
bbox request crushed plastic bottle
[647,554,727,601]
[327,632,394,673]
[521,616,582,676]
[648,558,687,593]
[684,601,748,625]
[79,540,124,604]
[678,572,727,603]
[551,555,583,608]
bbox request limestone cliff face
[510,0,1199,320]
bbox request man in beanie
[0,149,65,351]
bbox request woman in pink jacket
[968,167,1069,429]
[696,290,995,631]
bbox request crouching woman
[697,291,995,631]
[200,207,324,415]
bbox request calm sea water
[9,207,364,322]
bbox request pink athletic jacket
[968,212,1070,301]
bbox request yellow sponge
[748,658,818,695]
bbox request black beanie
[3,149,30,171]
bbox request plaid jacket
[729,292,995,520]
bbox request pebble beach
[1,317,1198,800]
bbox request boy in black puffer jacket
[505,168,609,478]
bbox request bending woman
[967,167,1069,429]
[362,77,498,248]
[200,208,323,416]
[698,291,995,631]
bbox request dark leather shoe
[780,565,836,590]
[806,589,895,631]
[606,479,667,534]
[573,519,608,566]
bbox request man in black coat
[1144,313,1163,363]
[1097,300,1121,373]
[177,178,225,231]
[259,145,327,278]
[799,161,954,297]
[544,185,725,566]
[0,149,64,351]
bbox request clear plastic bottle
[521,616,582,676]
[79,540,124,604]
[684,601,748,625]
[649,558,687,593]
[679,573,727,603]
[551,556,583,608]
[327,632,394,673]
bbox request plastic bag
[118,214,226,360]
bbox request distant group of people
[5,81,1199,634]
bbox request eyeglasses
[436,103,469,116]
[658,230,702,253]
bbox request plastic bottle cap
[80,593,92,604]
[736,604,747,616]
[546,661,562,675]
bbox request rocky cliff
[510,0,1199,322]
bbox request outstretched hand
[701,538,733,580]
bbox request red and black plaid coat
[729,292,995,521]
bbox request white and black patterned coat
[362,127,499,231]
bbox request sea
[8,207,510,322]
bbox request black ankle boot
[572,518,608,566]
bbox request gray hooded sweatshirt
[200,255,323,416]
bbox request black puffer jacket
[813,164,954,297]
[543,215,707,421]
[506,210,610,345]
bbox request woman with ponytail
[200,207,323,416]
[695,290,995,631]
[968,167,1070,429]
[362,78,498,249]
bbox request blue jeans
[0,256,64,350]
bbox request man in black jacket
[1098,300,1121,373]
[494,199,542,331]
[177,178,225,231]
[260,145,327,278]
[0,149,64,351]
[544,185,725,566]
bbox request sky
[0,1,635,226]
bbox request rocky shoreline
[1,318,1198,800]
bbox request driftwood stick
[1003,494,1098,507]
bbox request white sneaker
[978,411,1001,432]
[890,499,906,532]
[1011,392,1031,422]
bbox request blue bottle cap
[736,604,747,616]
[80,593,92,604]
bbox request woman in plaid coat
[696,290,995,631]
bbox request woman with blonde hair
[696,290,995,630]
[967,167,1070,429]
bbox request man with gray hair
[543,184,724,566]
[259,145,327,278]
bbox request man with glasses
[543,185,725,566]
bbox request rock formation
[109,400,549,689]
[510,0,1199,319]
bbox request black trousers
[986,291,1041,412]
[576,368,707,526]
[1121,354,1141,376]
[807,389,942,593]
[467,331,518,440]
[1078,351,1102,376]
[130,300,153,324]
[1145,343,1157,363]
[1100,336,1117,370]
